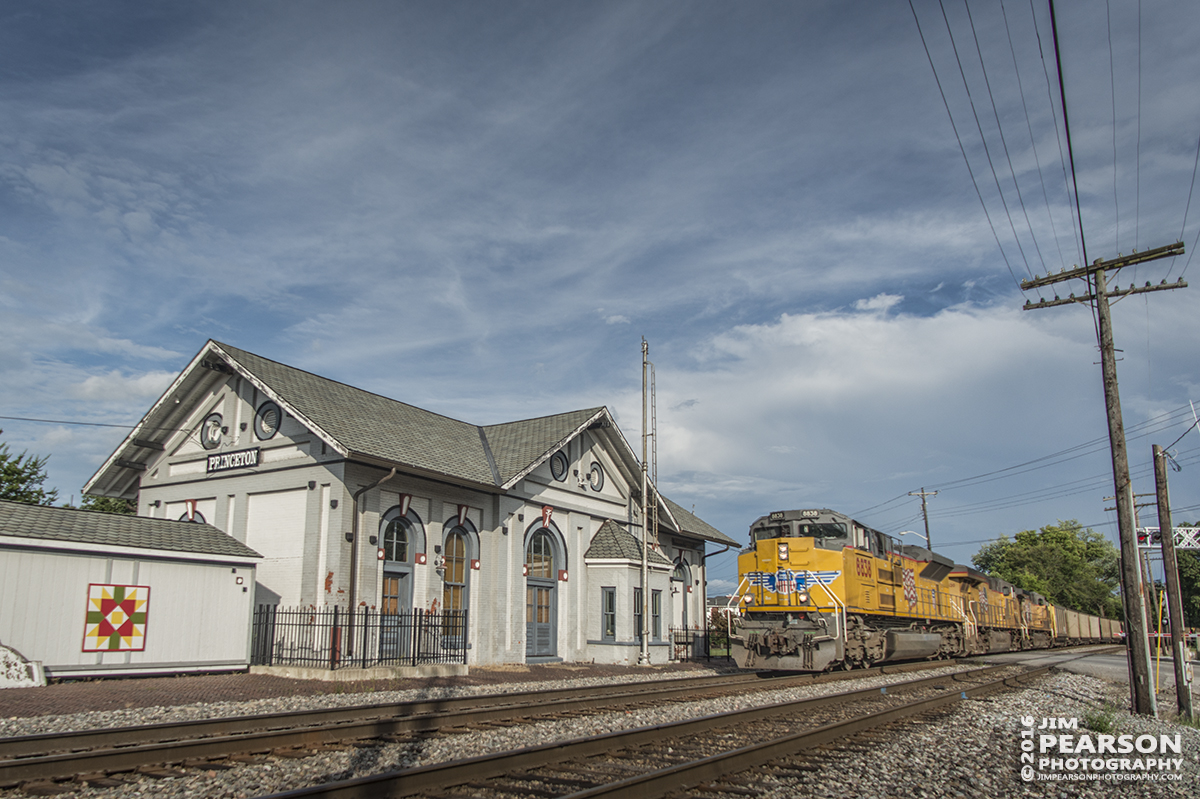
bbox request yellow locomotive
[731,509,1122,670]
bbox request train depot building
[84,340,736,668]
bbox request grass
[1174,711,1200,730]
[1082,703,1119,734]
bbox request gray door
[526,582,555,657]
[380,570,411,661]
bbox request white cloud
[67,370,176,402]
[605,315,630,325]
[853,293,903,313]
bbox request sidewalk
[0,661,723,719]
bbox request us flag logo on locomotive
[746,570,840,593]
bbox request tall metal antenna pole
[639,338,651,666]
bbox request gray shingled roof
[216,342,607,489]
[154,342,734,546]
[661,496,739,546]
[216,342,498,486]
[584,520,673,564]
[0,500,261,559]
[483,409,603,484]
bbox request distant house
[85,340,736,665]
[0,499,260,680]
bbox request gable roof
[0,500,261,560]
[584,519,673,564]
[483,408,606,486]
[215,342,501,486]
[659,496,739,547]
[84,340,734,546]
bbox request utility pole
[1153,444,1195,720]
[1106,492,1157,637]
[908,488,937,549]
[1021,240,1186,716]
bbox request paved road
[981,645,1197,693]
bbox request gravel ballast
[1,666,1196,798]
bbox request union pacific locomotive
[731,509,1123,670]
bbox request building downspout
[701,543,731,655]
[347,467,398,656]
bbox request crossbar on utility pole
[908,488,937,550]
[1021,241,1186,717]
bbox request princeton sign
[206,447,261,474]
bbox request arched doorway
[379,506,424,659]
[672,559,691,631]
[440,520,477,649]
[524,523,565,659]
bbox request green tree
[972,520,1122,619]
[79,494,136,514]
[1173,522,1200,629]
[0,429,59,506]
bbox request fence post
[267,605,276,667]
[360,606,369,670]
[330,605,340,670]
[409,609,417,667]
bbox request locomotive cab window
[797,522,848,551]
[753,524,785,542]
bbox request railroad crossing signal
[1137,527,1200,550]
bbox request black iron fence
[251,605,469,669]
[668,628,731,663]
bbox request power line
[1002,0,1069,273]
[0,414,149,431]
[908,0,1024,289]
[1106,0,1120,252]
[1028,0,1083,267]
[962,0,1046,274]
[940,0,1035,279]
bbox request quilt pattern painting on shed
[82,584,150,652]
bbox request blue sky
[2,1,1199,594]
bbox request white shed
[0,500,261,681]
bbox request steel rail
[561,667,1053,799]
[0,671,775,759]
[255,663,1020,799]
[0,660,958,787]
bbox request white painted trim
[0,534,260,565]
[501,408,608,490]
[212,343,349,459]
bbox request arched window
[443,528,469,613]
[672,558,691,630]
[672,560,690,584]
[526,530,555,578]
[383,517,410,563]
[379,506,425,563]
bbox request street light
[898,530,929,547]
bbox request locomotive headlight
[777,542,789,560]
[795,589,810,605]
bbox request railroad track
[0,659,963,793]
[257,661,1048,799]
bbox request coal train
[730,509,1123,670]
